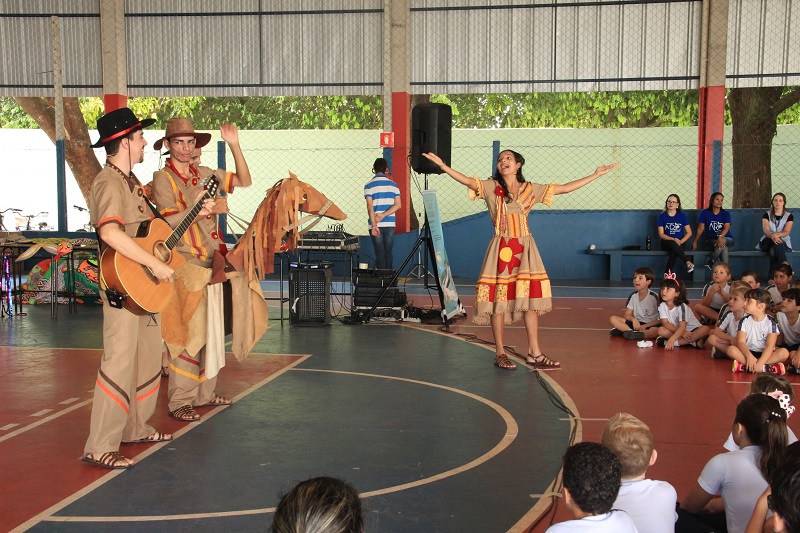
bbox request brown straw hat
[153,118,212,151]
[91,107,156,148]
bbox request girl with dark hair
[655,277,709,350]
[728,288,790,374]
[422,150,617,369]
[272,476,363,533]
[757,193,794,276]
[692,192,735,268]
[657,194,695,275]
[680,393,789,533]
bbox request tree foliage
[4,90,800,131]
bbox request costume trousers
[168,346,218,411]
[660,239,691,273]
[85,300,162,454]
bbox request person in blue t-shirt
[657,193,694,275]
[692,192,735,269]
[364,158,401,270]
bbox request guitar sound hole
[153,241,171,263]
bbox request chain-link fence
[2,121,800,234]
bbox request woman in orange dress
[423,150,618,369]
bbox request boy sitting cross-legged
[609,267,661,341]
[777,288,800,374]
[601,413,677,533]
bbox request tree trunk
[13,96,100,204]
[729,87,785,208]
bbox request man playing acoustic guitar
[152,118,251,422]
[83,108,214,469]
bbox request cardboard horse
[223,172,346,359]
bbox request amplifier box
[289,267,331,326]
[353,269,399,308]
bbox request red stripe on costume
[178,353,201,367]
[96,378,129,414]
[96,216,124,228]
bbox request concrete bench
[588,249,780,283]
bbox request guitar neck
[164,191,212,250]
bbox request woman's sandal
[170,405,201,422]
[526,353,561,368]
[81,451,133,469]
[122,431,173,445]
[201,394,233,407]
[494,354,517,370]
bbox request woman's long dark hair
[492,150,526,202]
[735,393,788,482]
[707,192,723,211]
[770,192,787,223]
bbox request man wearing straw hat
[152,118,251,422]
[83,108,213,469]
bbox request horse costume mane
[227,171,346,282]
[221,172,345,360]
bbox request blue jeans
[704,237,734,264]
[370,227,395,270]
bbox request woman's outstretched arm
[553,162,619,195]
[421,153,479,191]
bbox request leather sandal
[494,354,517,370]
[170,405,201,422]
[526,353,561,368]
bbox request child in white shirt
[547,442,638,532]
[656,277,710,350]
[729,289,790,374]
[601,413,676,533]
[708,281,750,360]
[609,267,660,341]
[693,262,732,323]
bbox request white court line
[558,417,609,422]
[0,401,91,443]
[727,380,799,386]
[59,398,81,405]
[30,409,54,417]
[1,423,19,431]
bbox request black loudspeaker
[411,103,452,174]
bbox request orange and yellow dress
[470,178,556,325]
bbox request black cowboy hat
[91,107,156,148]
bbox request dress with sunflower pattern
[469,178,556,325]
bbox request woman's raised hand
[595,162,619,176]
[422,152,445,169]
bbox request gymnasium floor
[1,279,797,532]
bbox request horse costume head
[227,172,346,279]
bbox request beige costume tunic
[85,165,163,454]
[153,161,234,411]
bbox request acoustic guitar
[100,176,220,315]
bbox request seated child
[601,413,677,533]
[767,264,794,313]
[745,441,800,533]
[729,289,790,374]
[655,277,710,350]
[271,476,363,533]
[609,267,660,340]
[546,442,637,532]
[723,373,797,451]
[680,393,789,533]
[740,270,761,290]
[777,288,800,369]
[693,262,732,324]
[707,281,751,360]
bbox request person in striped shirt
[364,158,401,270]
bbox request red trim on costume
[178,353,201,367]
[166,158,198,186]
[136,384,160,403]
[96,216,125,228]
[100,124,141,144]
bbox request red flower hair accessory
[494,185,504,197]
